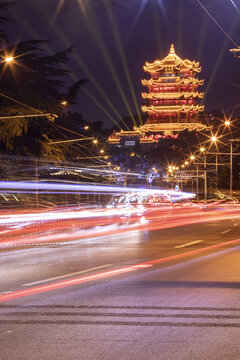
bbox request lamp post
[198,147,207,199]
[196,164,199,201]
[229,139,240,197]
[203,153,207,199]
[230,141,233,197]
[210,136,218,194]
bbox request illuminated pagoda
[108,44,209,148]
[138,44,207,136]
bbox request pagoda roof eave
[142,92,204,99]
[134,123,211,133]
[143,45,202,74]
[141,78,204,86]
[116,130,142,137]
[144,64,201,73]
[108,139,120,144]
[142,104,205,113]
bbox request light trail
[0,207,142,225]
[0,181,195,199]
[1,204,240,249]
[0,237,240,303]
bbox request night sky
[6,0,240,128]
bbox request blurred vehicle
[107,192,172,209]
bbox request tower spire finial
[169,44,175,54]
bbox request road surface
[0,206,240,359]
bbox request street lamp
[93,139,98,144]
[60,100,68,107]
[4,56,14,63]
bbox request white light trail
[0,181,195,199]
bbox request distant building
[108,44,210,148]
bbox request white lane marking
[221,229,232,234]
[175,240,203,249]
[22,264,114,287]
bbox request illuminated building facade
[139,44,206,135]
[108,44,209,148]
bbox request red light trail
[1,204,240,249]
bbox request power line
[229,0,240,15]
[196,0,239,47]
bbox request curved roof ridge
[143,45,201,72]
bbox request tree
[0,4,88,160]
[0,1,13,42]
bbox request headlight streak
[0,181,195,199]
[0,207,143,225]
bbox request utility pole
[196,165,199,201]
[204,154,207,199]
[230,141,233,197]
[215,153,218,191]
[229,139,240,197]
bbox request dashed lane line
[221,229,232,234]
[22,264,114,287]
[174,240,203,249]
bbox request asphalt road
[0,215,240,359]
